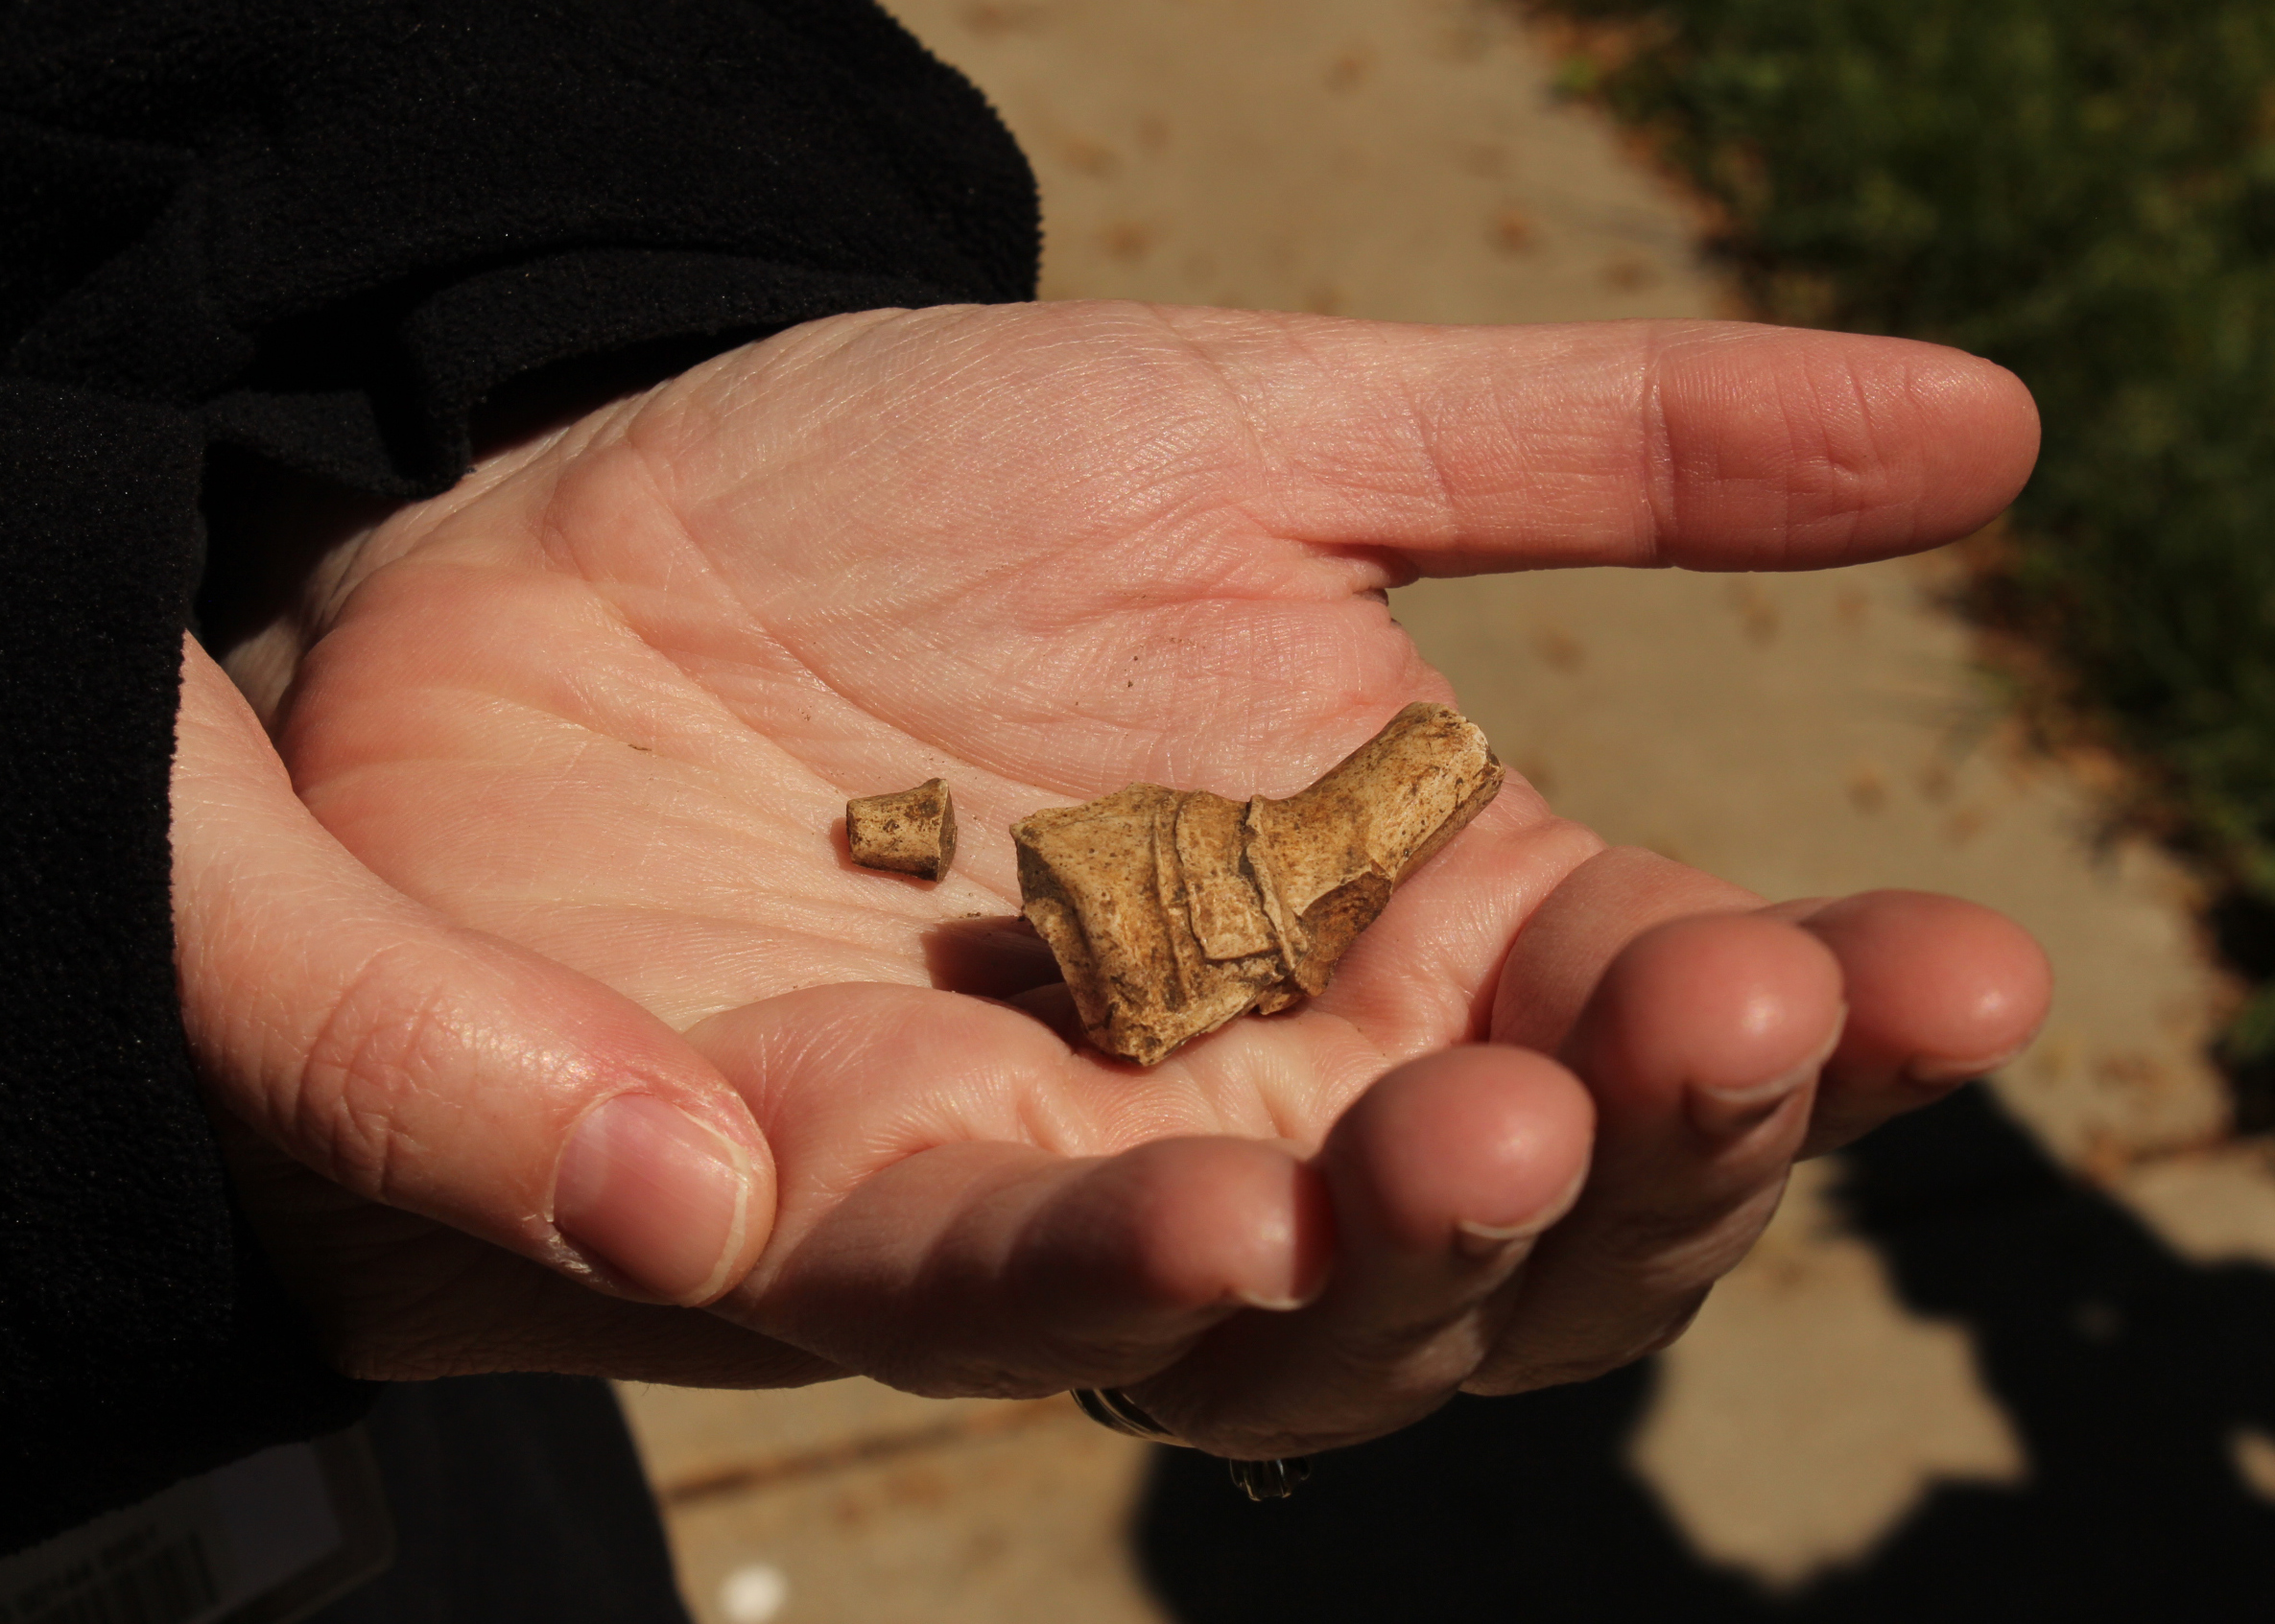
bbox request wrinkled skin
[177,302,2050,1460]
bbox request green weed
[1538,0,2275,1068]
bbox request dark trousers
[312,1375,691,1624]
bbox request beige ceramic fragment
[846,778,958,881]
[1012,703,1503,1064]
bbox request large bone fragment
[1012,703,1502,1064]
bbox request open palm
[197,301,2049,1457]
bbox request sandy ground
[618,4,2275,1617]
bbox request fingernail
[1907,1042,2031,1086]
[1451,1163,1588,1259]
[1234,1287,1315,1313]
[1689,1021,1844,1137]
[1453,1217,1544,1261]
[1697,1059,1814,1109]
[555,1094,754,1304]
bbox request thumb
[171,636,771,1306]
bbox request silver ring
[1071,1388,1313,1500]
[1227,1454,1312,1501]
[1072,1385,1181,1442]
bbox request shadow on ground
[2208,889,2275,1133]
[1137,1087,2275,1621]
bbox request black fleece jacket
[0,0,1037,1550]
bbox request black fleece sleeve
[0,0,1037,1549]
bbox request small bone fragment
[1013,703,1502,1064]
[847,778,958,881]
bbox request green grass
[1535,0,2275,1069]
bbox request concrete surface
[616,1,2270,1615]
[624,1385,1158,1624]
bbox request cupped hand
[194,301,2050,1458]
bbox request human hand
[174,636,821,1385]
[194,302,2050,1456]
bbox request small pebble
[719,1561,789,1624]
